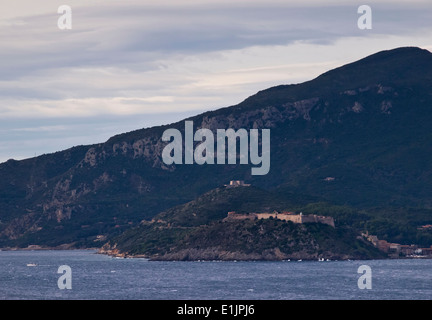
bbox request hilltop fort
[224,211,335,228]
[224,180,251,188]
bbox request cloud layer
[1,0,432,161]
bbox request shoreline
[96,248,431,261]
[0,245,99,251]
[2,246,432,261]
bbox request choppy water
[0,250,431,300]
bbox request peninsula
[99,185,385,261]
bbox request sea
[0,249,431,300]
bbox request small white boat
[26,263,37,267]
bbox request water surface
[0,250,431,300]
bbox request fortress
[224,180,251,188]
[225,211,335,228]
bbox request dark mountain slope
[1,47,432,247]
[237,46,432,108]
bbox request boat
[26,263,37,267]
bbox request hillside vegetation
[100,186,386,260]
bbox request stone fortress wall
[225,211,335,228]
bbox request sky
[1,0,432,162]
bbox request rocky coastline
[97,242,378,261]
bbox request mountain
[1,46,432,248]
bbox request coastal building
[389,243,401,255]
[400,245,417,256]
[419,246,432,256]
[377,240,391,253]
[367,235,379,247]
[225,211,335,227]
[364,232,432,257]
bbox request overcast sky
[1,0,432,162]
